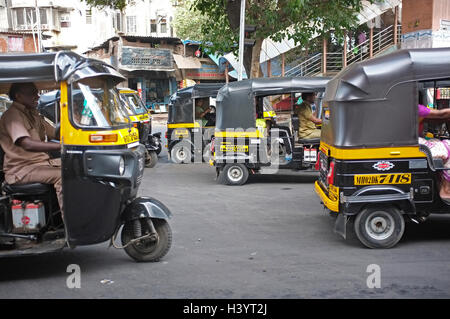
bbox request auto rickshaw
[167,83,223,163]
[39,88,161,168]
[211,77,330,185]
[0,52,172,261]
[119,89,162,168]
[315,48,450,249]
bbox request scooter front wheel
[122,218,172,262]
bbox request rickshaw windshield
[118,94,135,116]
[122,93,147,115]
[71,81,130,128]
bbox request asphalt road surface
[0,120,450,298]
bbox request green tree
[82,0,130,10]
[173,0,207,41]
[190,0,369,78]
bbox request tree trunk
[248,37,263,78]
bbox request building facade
[401,0,450,48]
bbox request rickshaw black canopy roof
[216,77,330,130]
[168,83,224,124]
[322,48,450,148]
[0,51,125,94]
[325,48,450,102]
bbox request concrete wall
[0,33,36,52]
[401,0,450,49]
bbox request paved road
[1,121,450,298]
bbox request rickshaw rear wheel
[219,163,249,185]
[354,205,405,249]
[171,143,192,164]
[145,150,158,168]
[122,218,172,262]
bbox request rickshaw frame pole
[238,0,246,81]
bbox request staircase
[285,24,402,77]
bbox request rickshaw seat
[0,146,53,196]
[3,183,53,196]
[298,138,320,145]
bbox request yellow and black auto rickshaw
[167,83,223,163]
[119,88,161,168]
[0,52,172,261]
[315,48,450,249]
[211,77,329,185]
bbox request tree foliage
[173,0,209,41]
[188,0,370,77]
[81,0,133,11]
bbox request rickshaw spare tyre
[171,142,192,164]
[354,205,405,249]
[122,218,172,262]
[219,163,249,186]
[145,150,158,168]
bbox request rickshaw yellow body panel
[263,111,276,118]
[119,89,136,94]
[319,142,426,160]
[315,181,339,212]
[167,123,201,128]
[60,82,140,146]
[129,114,150,123]
[214,130,264,138]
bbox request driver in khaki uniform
[295,92,322,139]
[0,83,63,213]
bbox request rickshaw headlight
[119,156,125,176]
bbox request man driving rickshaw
[211,77,330,185]
[315,48,450,249]
[167,83,223,163]
[0,52,172,261]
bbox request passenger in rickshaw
[195,97,213,126]
[0,82,63,212]
[295,92,322,139]
[418,103,450,201]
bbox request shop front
[119,46,177,113]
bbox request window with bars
[114,12,123,31]
[150,19,157,33]
[14,8,47,29]
[127,16,137,33]
[160,19,167,33]
[86,9,92,24]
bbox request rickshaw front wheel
[354,205,405,249]
[145,150,158,168]
[122,218,172,262]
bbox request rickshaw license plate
[354,173,412,185]
[304,148,317,162]
[174,129,189,137]
[220,145,249,152]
